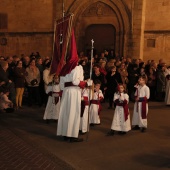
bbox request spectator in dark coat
[92,64,106,94]
[127,64,139,101]
[105,66,122,109]
[13,60,27,109]
[156,65,166,101]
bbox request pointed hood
[59,29,79,76]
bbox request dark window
[0,13,8,29]
[147,39,156,48]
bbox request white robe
[89,90,104,124]
[111,93,131,132]
[57,65,84,138]
[132,85,150,128]
[43,84,60,120]
[43,69,54,91]
[79,88,90,133]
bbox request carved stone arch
[67,0,131,57]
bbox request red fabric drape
[47,91,60,105]
[50,15,73,75]
[59,29,79,76]
[90,100,102,115]
[141,97,147,119]
[115,99,129,121]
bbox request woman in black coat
[13,60,27,109]
[92,64,106,93]
[105,66,122,109]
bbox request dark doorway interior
[84,24,116,55]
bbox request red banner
[50,14,73,75]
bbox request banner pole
[86,39,94,141]
[62,0,65,17]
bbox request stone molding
[67,0,131,57]
[82,2,115,17]
[0,32,53,36]
[145,30,170,34]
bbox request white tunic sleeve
[53,84,60,92]
[145,86,150,99]
[46,85,52,94]
[113,93,119,101]
[59,76,65,91]
[72,66,84,85]
[99,90,104,99]
[43,69,53,85]
[124,93,129,103]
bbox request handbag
[125,77,129,84]
[30,79,38,86]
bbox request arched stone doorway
[68,0,131,57]
[85,24,116,55]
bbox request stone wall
[144,32,170,64]
[0,0,169,64]
[0,33,53,58]
[0,0,54,58]
[144,0,170,64]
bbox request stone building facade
[0,0,170,64]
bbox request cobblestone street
[0,102,170,170]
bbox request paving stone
[0,128,73,170]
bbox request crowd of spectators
[0,52,51,112]
[0,50,170,112]
[78,50,170,108]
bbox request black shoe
[79,131,86,135]
[14,106,18,110]
[53,120,57,123]
[69,137,84,143]
[106,130,114,136]
[141,127,146,133]
[5,108,15,113]
[19,106,23,109]
[119,131,127,135]
[132,125,140,130]
[63,136,70,141]
[90,123,94,126]
[46,119,50,124]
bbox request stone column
[132,0,146,59]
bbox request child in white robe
[79,87,90,134]
[132,75,150,132]
[43,75,61,123]
[89,80,104,125]
[107,84,131,135]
